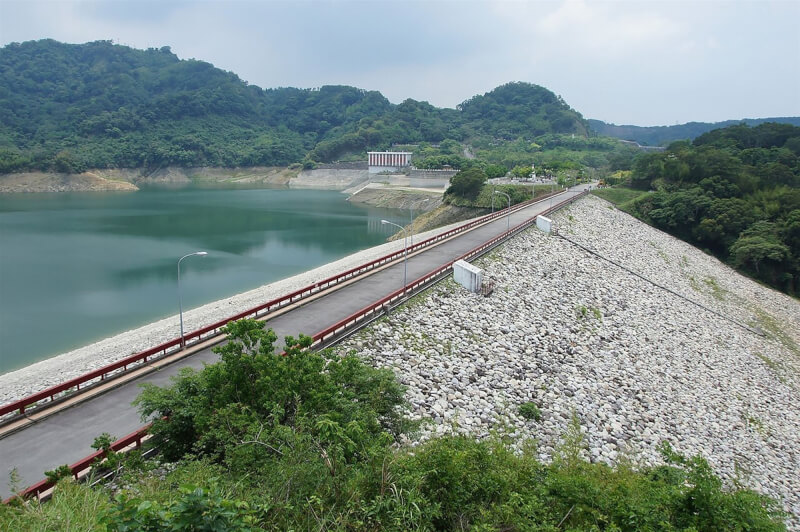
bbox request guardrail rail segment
[3,424,152,503]
[2,189,587,504]
[0,190,563,421]
[312,191,587,349]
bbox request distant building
[368,151,412,174]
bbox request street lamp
[493,190,511,232]
[178,251,208,348]
[409,197,430,245]
[381,220,408,291]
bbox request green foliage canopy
[444,167,487,200]
[627,122,800,294]
[134,319,409,465]
[0,41,598,173]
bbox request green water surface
[0,187,407,374]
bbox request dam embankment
[336,194,800,523]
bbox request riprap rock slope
[339,194,800,522]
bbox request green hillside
[0,40,588,173]
[624,122,800,294]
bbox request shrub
[135,319,411,464]
[518,402,542,421]
[44,464,72,483]
[445,167,487,199]
[101,482,257,531]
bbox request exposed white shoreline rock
[0,219,469,406]
[337,195,800,525]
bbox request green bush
[445,167,488,200]
[135,319,411,464]
[43,464,72,483]
[518,402,542,421]
[101,483,257,532]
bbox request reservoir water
[0,187,407,375]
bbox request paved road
[0,187,588,498]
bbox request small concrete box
[536,215,552,233]
[453,259,483,293]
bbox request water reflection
[0,188,407,374]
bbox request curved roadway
[0,186,589,498]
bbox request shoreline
[0,217,468,407]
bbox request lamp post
[381,220,408,291]
[409,197,430,246]
[493,190,511,232]
[178,251,208,348]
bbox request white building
[367,151,412,174]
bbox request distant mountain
[588,117,800,147]
[0,39,586,173]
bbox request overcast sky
[1,0,798,126]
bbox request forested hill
[626,122,800,295]
[589,117,800,147]
[0,39,587,173]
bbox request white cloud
[0,0,798,125]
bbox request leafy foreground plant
[134,319,411,468]
[0,319,788,530]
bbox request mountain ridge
[589,117,800,146]
[0,39,586,173]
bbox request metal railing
[311,191,587,348]
[3,424,152,503]
[3,189,587,504]
[0,190,564,420]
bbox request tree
[484,163,507,178]
[730,222,790,278]
[510,165,533,178]
[445,167,487,199]
[53,150,84,174]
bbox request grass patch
[755,352,780,372]
[591,186,650,210]
[648,241,672,264]
[518,402,542,422]
[744,411,770,437]
[477,247,504,265]
[751,308,800,357]
[400,285,435,310]
[1,478,111,531]
[754,352,788,383]
[703,276,727,300]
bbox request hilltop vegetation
[0,40,589,174]
[621,122,800,295]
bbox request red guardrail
[311,190,589,348]
[3,189,588,504]
[3,424,152,504]
[0,190,566,419]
